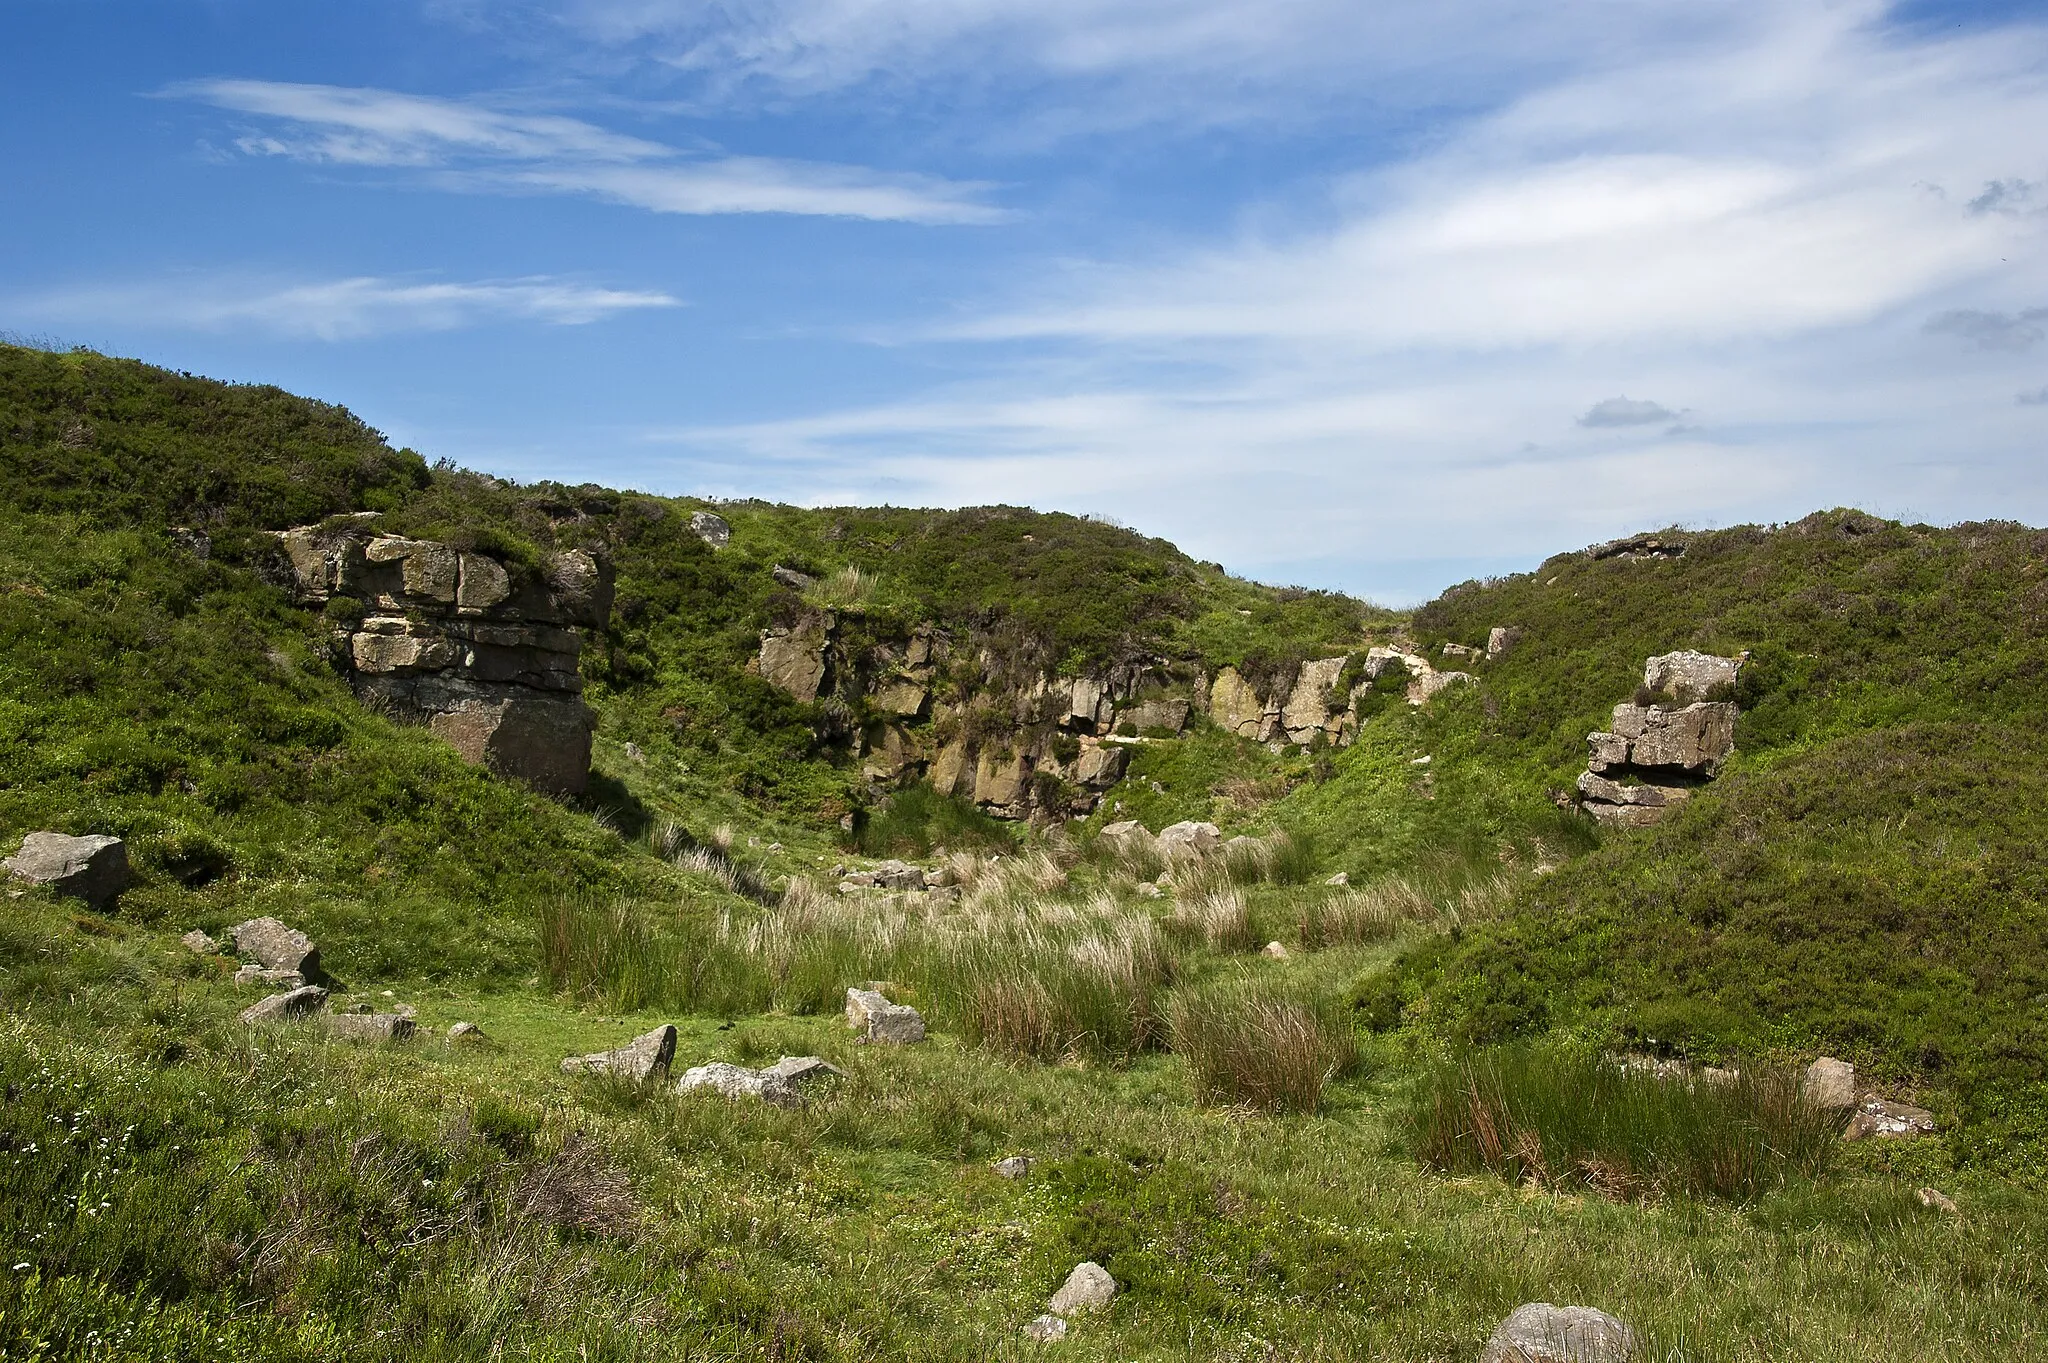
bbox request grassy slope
[4,346,2047,1359]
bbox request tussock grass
[1166,887,1256,952]
[1168,974,1357,1112]
[1409,1044,1842,1201]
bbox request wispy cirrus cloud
[20,274,680,340]
[170,79,1006,224]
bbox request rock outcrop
[689,511,731,549]
[3,832,129,907]
[276,520,612,796]
[1576,651,1741,827]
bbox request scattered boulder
[180,929,219,955]
[234,965,305,989]
[2,832,129,907]
[1048,1262,1118,1316]
[238,985,329,1026]
[845,987,927,1044]
[677,1054,844,1107]
[324,1012,416,1043]
[229,917,320,979]
[1261,941,1290,961]
[1410,670,1473,704]
[1642,650,1741,704]
[1480,1303,1637,1363]
[447,1021,486,1043]
[1804,1057,1856,1110]
[1918,1187,1959,1213]
[871,860,928,891]
[1099,821,1157,856]
[561,1024,678,1083]
[1024,1315,1068,1343]
[1325,871,1349,886]
[677,1062,798,1107]
[1156,821,1221,860]
[1487,626,1524,660]
[993,1155,1033,1179]
[689,511,730,549]
[1846,1098,1938,1140]
[771,564,816,591]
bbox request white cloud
[172,79,1004,223]
[21,275,680,340]
[632,2,2048,598]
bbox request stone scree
[1576,650,1742,828]
[276,521,613,796]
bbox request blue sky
[4,0,2046,603]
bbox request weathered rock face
[1208,665,1275,740]
[1281,657,1349,745]
[758,610,832,703]
[277,522,612,796]
[2,832,129,907]
[1480,1303,1636,1363]
[1578,652,1741,827]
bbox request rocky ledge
[276,519,613,795]
[1577,650,1742,827]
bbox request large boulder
[1066,677,1111,731]
[678,1055,844,1107]
[1157,821,1222,860]
[1643,650,1741,704]
[1048,1262,1118,1316]
[845,988,926,1044]
[1487,626,1524,660]
[229,917,320,979]
[1804,1057,1856,1109]
[1480,1303,1637,1363]
[562,1024,678,1083]
[238,985,329,1025]
[689,511,731,549]
[3,833,129,907]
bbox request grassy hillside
[3,343,2046,1361]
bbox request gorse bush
[1167,974,1357,1112]
[1408,1044,1842,1201]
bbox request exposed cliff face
[277,520,613,796]
[754,609,1479,821]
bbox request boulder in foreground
[1480,1303,1636,1363]
[238,985,329,1025]
[561,1024,678,1083]
[229,916,321,979]
[1048,1262,1118,1316]
[845,987,927,1043]
[3,833,129,907]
